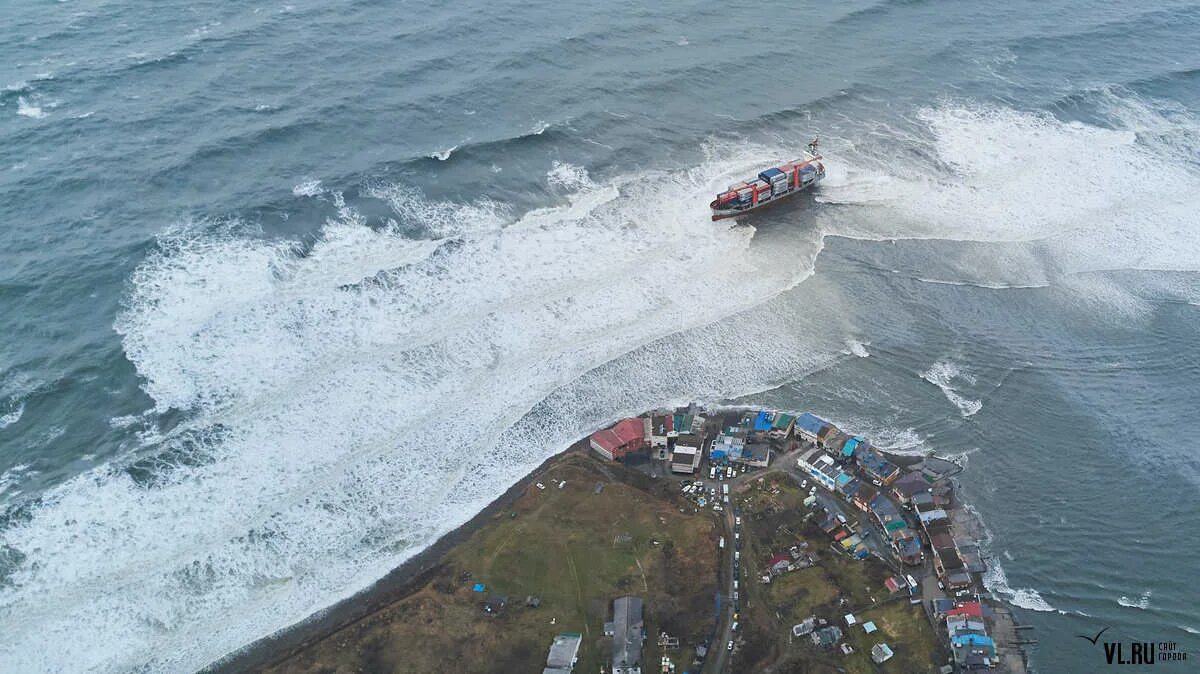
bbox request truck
[722,484,730,496]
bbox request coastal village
[260,405,1034,674]
[578,406,1032,674]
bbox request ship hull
[710,154,825,221]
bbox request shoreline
[206,437,592,673]
[211,407,1025,673]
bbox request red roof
[885,577,902,593]
[591,418,645,454]
[768,553,790,567]
[946,602,983,618]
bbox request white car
[535,482,545,490]
[735,516,742,526]
[713,504,723,512]
[727,640,734,651]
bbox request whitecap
[983,562,1056,612]
[1117,590,1151,610]
[1,402,24,429]
[1179,624,1200,635]
[291,179,323,197]
[921,359,982,417]
[546,161,593,191]
[16,96,47,119]
[843,338,870,358]
[429,145,457,161]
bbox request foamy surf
[16,96,46,119]
[0,144,827,672]
[1118,590,1152,610]
[983,562,1057,613]
[921,359,982,417]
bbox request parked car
[735,516,742,526]
[727,640,734,651]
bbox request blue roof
[472,583,486,592]
[842,437,861,457]
[953,634,995,649]
[795,413,830,436]
[753,411,773,431]
[760,168,784,179]
[835,473,853,486]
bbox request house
[852,485,878,512]
[644,414,676,448]
[798,449,838,490]
[544,632,583,674]
[794,413,833,444]
[590,419,647,461]
[890,528,924,566]
[811,625,843,648]
[891,471,932,503]
[734,440,772,468]
[669,443,701,474]
[792,617,817,637]
[606,596,644,674]
[839,436,862,460]
[871,643,895,664]
[952,634,996,657]
[946,601,984,619]
[767,553,791,575]
[855,446,901,485]
[711,427,745,462]
[770,413,796,438]
[817,425,842,447]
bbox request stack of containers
[759,167,790,196]
[751,179,771,203]
[727,181,753,205]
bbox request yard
[266,452,720,674]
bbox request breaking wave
[3,91,1199,671]
[983,562,1057,613]
[1117,590,1152,610]
[921,359,982,417]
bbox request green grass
[733,470,943,673]
[268,454,719,674]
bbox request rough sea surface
[2,0,1199,671]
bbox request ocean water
[2,0,1198,670]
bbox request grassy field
[266,452,719,674]
[731,472,945,673]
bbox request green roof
[773,413,796,430]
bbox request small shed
[871,643,895,664]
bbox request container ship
[709,140,825,221]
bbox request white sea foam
[1117,590,1152,610]
[546,161,593,191]
[921,359,982,417]
[16,96,46,119]
[983,562,1057,612]
[429,145,458,161]
[0,402,24,429]
[5,94,1199,671]
[1179,624,1200,635]
[843,338,870,358]
[819,93,1200,313]
[0,142,830,672]
[291,178,323,197]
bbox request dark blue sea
[2,0,1198,670]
